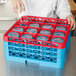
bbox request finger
[71,22,76,30]
[67,17,72,30]
[13,4,18,14]
[17,2,22,13]
[68,19,72,30]
[71,24,74,31]
[70,18,76,30]
[19,0,25,11]
[70,20,74,31]
[67,17,71,24]
[11,0,18,13]
[17,0,25,11]
[67,19,71,30]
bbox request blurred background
[0,0,76,36]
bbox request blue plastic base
[4,32,71,68]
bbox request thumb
[67,17,71,24]
[67,17,72,30]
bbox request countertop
[0,33,76,76]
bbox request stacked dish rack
[3,16,71,68]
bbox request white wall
[0,0,17,19]
[0,0,17,31]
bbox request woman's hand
[11,0,25,14]
[66,15,76,31]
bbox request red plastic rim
[3,16,70,49]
